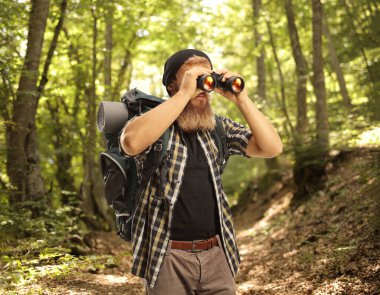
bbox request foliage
[0,198,94,291]
[0,244,117,292]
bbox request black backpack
[98,88,230,242]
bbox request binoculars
[197,72,245,94]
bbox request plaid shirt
[119,114,252,288]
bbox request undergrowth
[0,197,111,292]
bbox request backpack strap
[211,115,230,174]
[141,129,171,181]
[140,128,171,201]
[125,128,171,225]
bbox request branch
[266,18,296,141]
[37,0,68,102]
[111,7,157,99]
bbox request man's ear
[166,87,172,97]
[167,79,179,97]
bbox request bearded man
[120,49,283,294]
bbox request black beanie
[162,49,213,87]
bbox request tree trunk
[253,0,266,102]
[112,48,133,100]
[266,18,296,141]
[45,99,76,198]
[36,0,70,202]
[63,25,113,228]
[81,7,100,229]
[81,7,114,230]
[312,0,329,151]
[285,0,309,143]
[322,12,352,110]
[112,34,139,99]
[37,0,67,101]
[104,1,113,100]
[285,0,315,207]
[291,0,331,208]
[62,27,88,141]
[267,58,292,140]
[6,0,50,205]
[250,0,282,202]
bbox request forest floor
[7,147,380,294]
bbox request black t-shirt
[170,130,220,241]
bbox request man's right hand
[121,66,213,156]
[178,67,213,100]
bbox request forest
[0,0,379,294]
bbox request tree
[37,0,69,200]
[285,0,310,143]
[6,0,50,206]
[253,0,266,102]
[233,0,282,208]
[104,0,113,101]
[290,0,331,207]
[80,4,112,230]
[266,18,295,142]
[322,10,352,110]
[312,0,329,151]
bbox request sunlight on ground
[282,248,298,258]
[314,279,357,294]
[237,192,292,239]
[238,242,266,257]
[100,274,129,284]
[237,277,313,294]
[356,126,380,147]
[237,281,256,293]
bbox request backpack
[98,88,230,242]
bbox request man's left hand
[213,69,249,104]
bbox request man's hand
[212,69,283,158]
[213,69,249,104]
[179,67,214,99]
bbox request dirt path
[31,232,145,295]
[234,148,379,294]
[21,148,379,294]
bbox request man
[120,49,283,294]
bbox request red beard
[176,92,216,132]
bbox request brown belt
[170,236,219,252]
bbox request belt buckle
[191,239,205,253]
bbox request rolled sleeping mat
[97,101,130,134]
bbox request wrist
[235,94,251,108]
[175,89,192,102]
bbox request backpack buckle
[154,143,163,151]
[216,153,224,166]
[138,101,142,115]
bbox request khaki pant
[144,235,236,295]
